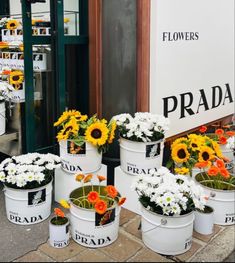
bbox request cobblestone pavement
[11,208,235,262]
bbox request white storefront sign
[150,0,234,137]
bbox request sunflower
[56,117,78,141]
[54,110,81,127]
[108,120,117,144]
[85,122,109,146]
[171,137,188,150]
[9,71,24,85]
[6,19,19,30]
[174,167,190,175]
[198,146,215,163]
[171,143,190,163]
[189,138,201,151]
[211,141,223,158]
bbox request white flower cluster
[0,153,61,188]
[132,167,207,216]
[113,112,170,142]
[0,81,15,102]
[226,136,235,150]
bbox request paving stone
[123,216,142,239]
[127,247,173,262]
[14,251,54,262]
[174,241,202,262]
[38,239,85,261]
[100,232,143,262]
[120,208,137,226]
[66,249,114,262]
[193,224,223,243]
[190,225,235,262]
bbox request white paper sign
[150,0,234,137]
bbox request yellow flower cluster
[171,134,223,168]
[54,110,116,152]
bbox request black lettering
[127,166,132,172]
[173,32,178,41]
[163,96,178,118]
[197,89,209,113]
[178,32,184,40]
[223,83,234,105]
[190,32,194,40]
[81,237,88,245]
[133,168,139,174]
[163,32,168,41]
[185,32,190,40]
[180,92,194,118]
[195,32,199,40]
[89,239,97,246]
[98,239,105,245]
[211,86,222,108]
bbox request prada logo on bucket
[53,240,69,248]
[75,231,111,246]
[67,141,86,155]
[61,160,83,173]
[28,189,46,206]
[95,208,115,227]
[225,213,235,224]
[9,212,43,224]
[127,163,158,175]
[146,143,161,158]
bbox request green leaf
[166,159,174,169]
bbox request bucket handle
[141,214,194,234]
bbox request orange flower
[97,175,106,182]
[226,131,235,137]
[208,166,219,176]
[219,168,230,179]
[216,159,225,169]
[54,208,65,218]
[76,173,85,182]
[2,70,11,75]
[118,197,126,206]
[215,129,224,136]
[199,126,207,133]
[84,174,93,183]
[105,185,118,198]
[87,191,100,203]
[94,200,107,215]
[219,136,227,145]
[194,161,209,169]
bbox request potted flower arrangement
[170,130,225,177]
[49,207,70,248]
[0,153,61,225]
[132,167,207,255]
[113,112,170,176]
[64,173,126,248]
[195,159,235,225]
[0,81,14,135]
[54,109,116,173]
[0,17,22,42]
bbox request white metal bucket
[59,140,102,174]
[119,137,164,176]
[198,184,235,225]
[0,102,6,136]
[141,206,194,255]
[194,206,214,235]
[69,188,121,248]
[49,218,70,248]
[4,180,52,225]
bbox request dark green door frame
[21,0,88,153]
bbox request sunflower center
[192,143,197,148]
[202,151,210,161]
[91,128,102,139]
[12,75,20,81]
[10,23,16,27]
[177,149,186,159]
[63,126,72,135]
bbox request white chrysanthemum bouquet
[0,81,14,102]
[113,112,170,142]
[132,167,207,216]
[0,153,61,189]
